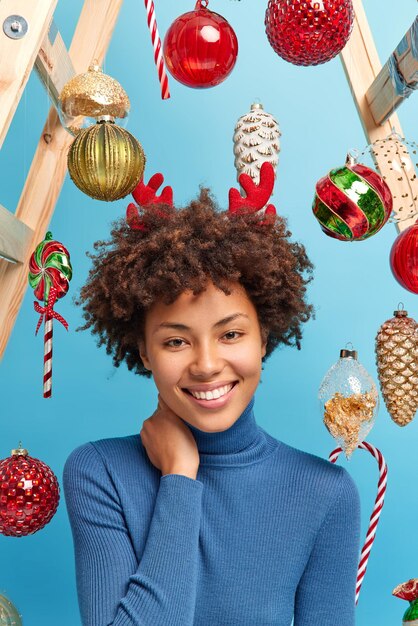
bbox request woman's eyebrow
[154,313,249,334]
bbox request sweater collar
[183,396,279,467]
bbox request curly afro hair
[75,188,315,378]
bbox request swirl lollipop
[28,232,72,398]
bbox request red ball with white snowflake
[0,445,60,537]
[265,0,354,66]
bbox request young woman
[63,164,361,626]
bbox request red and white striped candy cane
[329,441,388,605]
[144,0,170,100]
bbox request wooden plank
[0,0,125,361]
[339,0,418,232]
[0,0,58,149]
[366,17,418,125]
[366,64,396,126]
[0,204,33,263]
[34,20,76,110]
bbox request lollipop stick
[43,310,53,398]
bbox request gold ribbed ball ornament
[67,119,145,201]
[59,64,130,120]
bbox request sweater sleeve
[63,442,204,626]
[293,467,361,626]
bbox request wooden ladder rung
[0,205,33,263]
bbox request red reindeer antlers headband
[126,161,277,231]
[126,173,174,231]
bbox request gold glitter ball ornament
[67,120,145,201]
[375,308,418,426]
[59,64,130,121]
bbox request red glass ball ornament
[163,0,238,88]
[0,446,60,537]
[390,220,418,294]
[265,0,354,66]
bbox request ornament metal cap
[345,152,358,167]
[340,348,358,359]
[11,442,28,456]
[394,304,408,317]
[96,115,116,124]
[251,102,264,110]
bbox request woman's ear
[139,339,151,371]
[260,326,268,358]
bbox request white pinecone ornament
[375,308,418,426]
[233,103,281,185]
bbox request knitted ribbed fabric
[63,395,361,626]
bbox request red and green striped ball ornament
[312,154,393,241]
[393,579,418,624]
[28,231,72,398]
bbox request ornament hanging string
[33,286,68,398]
[144,0,170,99]
[329,441,387,605]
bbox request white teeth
[189,383,234,400]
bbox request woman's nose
[189,341,223,377]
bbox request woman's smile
[181,381,239,409]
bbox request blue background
[1,1,417,624]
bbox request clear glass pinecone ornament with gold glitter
[233,103,281,185]
[375,307,418,426]
[319,346,379,458]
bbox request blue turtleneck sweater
[63,396,361,626]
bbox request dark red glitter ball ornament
[390,220,418,294]
[163,0,238,88]
[265,0,354,66]
[0,445,60,537]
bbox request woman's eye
[164,338,185,348]
[223,331,242,340]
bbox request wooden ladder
[0,0,417,360]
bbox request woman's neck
[181,396,279,467]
